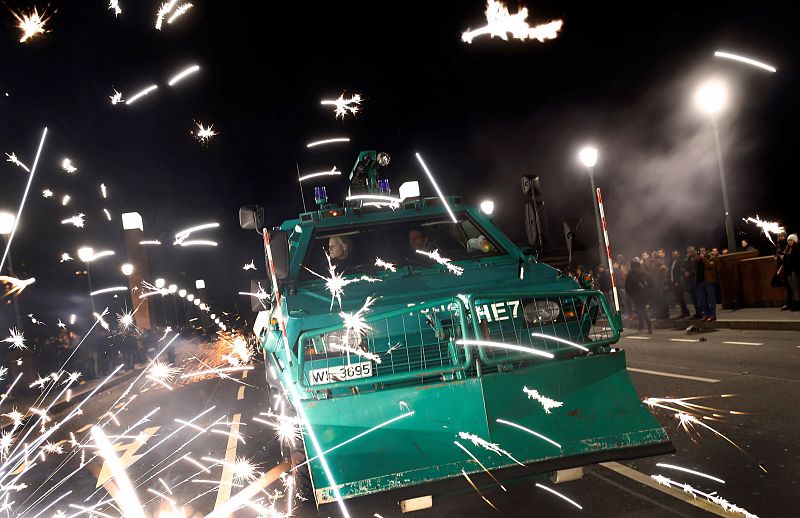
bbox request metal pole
[1,236,23,330]
[712,120,736,252]
[86,262,97,315]
[588,167,605,268]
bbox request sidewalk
[0,365,143,432]
[625,306,800,332]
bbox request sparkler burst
[254,411,303,447]
[743,215,785,246]
[304,254,381,310]
[60,213,85,228]
[5,152,30,172]
[61,158,77,174]
[42,189,53,198]
[523,386,563,414]
[110,88,124,105]
[147,360,181,390]
[2,328,26,350]
[457,431,524,466]
[1,276,36,298]
[11,6,51,43]
[242,260,256,271]
[155,0,178,30]
[374,257,396,272]
[192,121,217,143]
[320,93,363,119]
[59,252,73,262]
[108,0,122,16]
[461,1,563,44]
[167,3,193,24]
[651,475,758,518]
[415,249,464,275]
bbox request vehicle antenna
[296,162,307,212]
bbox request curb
[624,318,800,332]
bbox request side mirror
[239,205,265,231]
[268,230,290,279]
[521,175,542,197]
[562,218,586,267]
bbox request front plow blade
[301,350,672,504]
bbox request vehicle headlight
[523,300,561,325]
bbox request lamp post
[578,146,605,267]
[695,79,736,252]
[77,246,97,315]
[0,211,23,330]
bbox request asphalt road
[8,327,798,517]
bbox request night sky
[1,1,797,329]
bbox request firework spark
[535,482,582,510]
[192,121,217,143]
[306,137,350,148]
[155,0,178,29]
[461,469,500,512]
[297,166,341,183]
[242,260,256,271]
[110,88,124,105]
[454,440,507,491]
[456,338,554,359]
[167,3,193,24]
[374,257,396,272]
[61,194,70,206]
[496,418,561,448]
[42,189,53,198]
[1,276,36,298]
[61,158,77,174]
[415,249,464,275]
[304,254,381,310]
[60,214,85,228]
[457,431,524,466]
[320,93,362,119]
[655,463,725,484]
[168,64,200,86]
[108,0,122,16]
[147,360,181,390]
[2,329,25,350]
[174,222,219,245]
[253,411,303,447]
[91,426,147,518]
[125,85,158,105]
[101,183,108,198]
[11,6,50,43]
[651,475,758,518]
[743,215,785,246]
[59,253,73,262]
[5,153,30,172]
[462,1,563,44]
[523,386,563,414]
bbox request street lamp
[186,294,194,302]
[578,146,605,267]
[76,246,98,314]
[178,289,187,298]
[0,211,22,330]
[121,263,134,276]
[479,200,494,216]
[695,79,735,252]
[155,278,166,289]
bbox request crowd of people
[583,233,800,333]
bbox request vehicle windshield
[300,215,506,280]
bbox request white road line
[722,341,763,346]
[213,413,242,510]
[627,367,720,383]
[668,338,700,343]
[626,336,651,340]
[237,386,245,400]
[242,370,248,379]
[599,462,728,517]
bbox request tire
[290,442,314,504]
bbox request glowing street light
[77,247,95,263]
[178,289,187,298]
[155,278,166,289]
[195,279,205,289]
[0,212,15,235]
[193,299,201,306]
[479,200,495,216]
[168,284,178,294]
[121,263,134,276]
[578,146,604,265]
[187,294,195,302]
[695,79,735,252]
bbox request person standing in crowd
[670,249,690,318]
[625,257,653,333]
[683,246,701,319]
[775,232,792,311]
[650,253,669,319]
[740,239,755,252]
[702,248,720,321]
[614,259,629,317]
[694,247,707,319]
[785,234,800,311]
[596,266,612,309]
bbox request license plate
[308,361,373,386]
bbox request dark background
[1,1,797,330]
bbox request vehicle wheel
[290,443,314,502]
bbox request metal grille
[468,291,617,366]
[299,298,470,391]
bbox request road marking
[627,367,720,383]
[96,426,160,487]
[213,413,242,510]
[242,370,248,379]
[599,462,728,517]
[626,336,650,340]
[722,341,763,346]
[668,338,700,343]
[237,386,245,400]
[76,423,93,433]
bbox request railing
[465,290,619,367]
[297,297,473,392]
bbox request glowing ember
[523,386,563,413]
[108,0,122,16]
[42,189,53,198]
[155,0,179,30]
[61,158,77,174]
[110,88,124,104]
[242,260,256,271]
[457,431,524,466]
[651,475,758,517]
[462,1,563,44]
[320,93,362,119]
[11,6,51,43]
[1,276,36,297]
[167,3,193,24]
[60,213,85,228]
[374,257,396,272]
[415,249,464,275]
[193,122,217,143]
[5,152,30,172]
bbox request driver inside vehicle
[408,227,432,253]
[328,235,354,268]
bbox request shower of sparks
[193,121,217,143]
[457,431,525,466]
[651,475,758,518]
[125,84,158,105]
[116,311,135,332]
[168,64,201,86]
[454,441,507,491]
[297,166,341,182]
[374,257,396,272]
[461,469,500,512]
[61,213,85,228]
[456,338,555,359]
[109,88,124,105]
[155,0,178,29]
[1,276,36,298]
[180,365,254,379]
[167,3,193,24]
[496,418,562,448]
[108,0,122,16]
[5,152,30,172]
[461,1,563,44]
[59,252,73,262]
[61,158,77,174]
[11,6,50,43]
[147,360,180,390]
[340,295,376,341]
[101,183,108,198]
[242,260,256,271]
[743,216,784,246]
[415,249,464,275]
[535,482,583,510]
[254,411,303,447]
[320,93,362,119]
[655,463,725,484]
[2,328,26,350]
[523,386,563,414]
[61,194,70,206]
[304,254,381,310]
[91,426,148,518]
[306,137,350,148]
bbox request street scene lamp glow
[0,211,15,235]
[168,284,178,293]
[695,80,727,115]
[194,298,201,306]
[578,146,598,168]
[77,247,95,262]
[195,279,206,289]
[186,294,194,302]
[479,200,495,215]
[121,263,134,276]
[155,278,166,289]
[178,289,187,298]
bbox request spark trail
[320,93,362,119]
[523,386,563,413]
[462,1,563,44]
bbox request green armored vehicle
[240,151,672,508]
